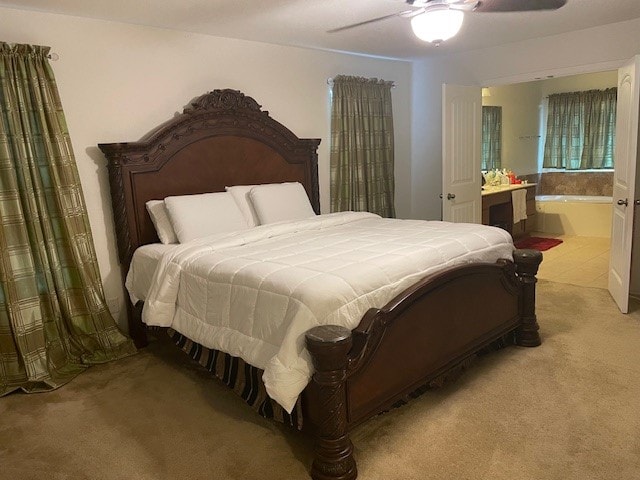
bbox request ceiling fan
[328,0,568,45]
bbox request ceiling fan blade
[474,0,567,12]
[327,10,415,33]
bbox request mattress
[125,243,177,304]
[138,212,514,413]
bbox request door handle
[617,199,628,206]
[447,193,456,200]
[635,199,640,206]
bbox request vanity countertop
[481,183,536,197]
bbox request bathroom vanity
[481,184,537,238]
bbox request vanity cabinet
[481,184,536,238]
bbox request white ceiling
[4,0,640,60]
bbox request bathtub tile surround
[520,172,613,196]
[518,172,614,238]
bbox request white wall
[0,7,413,330]
[412,17,640,220]
[483,70,619,176]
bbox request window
[481,106,502,171]
[542,88,616,170]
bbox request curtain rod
[327,77,396,88]
[47,52,59,61]
[544,87,617,98]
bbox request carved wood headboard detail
[99,89,321,268]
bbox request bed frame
[99,89,542,480]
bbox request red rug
[514,236,563,251]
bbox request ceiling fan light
[411,8,464,43]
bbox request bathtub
[535,195,612,237]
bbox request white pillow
[146,200,178,244]
[225,185,260,227]
[249,182,316,225]
[164,192,249,243]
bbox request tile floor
[527,232,611,289]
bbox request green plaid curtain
[481,106,502,171]
[543,88,617,170]
[0,43,135,396]
[330,75,395,217]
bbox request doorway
[482,70,618,289]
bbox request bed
[99,89,542,480]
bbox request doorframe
[483,58,639,305]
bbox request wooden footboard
[303,249,542,480]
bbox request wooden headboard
[99,89,321,268]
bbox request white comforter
[142,212,513,412]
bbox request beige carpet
[1,281,639,480]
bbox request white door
[609,56,640,313]
[442,84,482,223]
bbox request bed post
[513,249,543,347]
[127,299,148,348]
[305,326,357,480]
